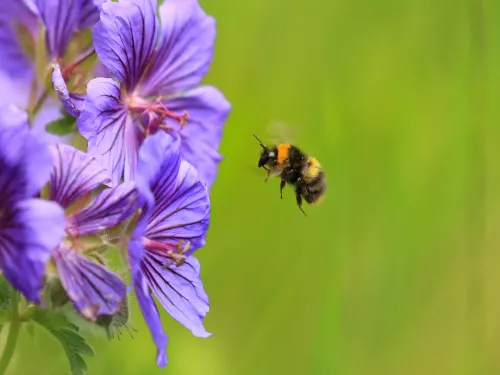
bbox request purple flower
[47,144,138,320]
[0,0,103,79]
[78,0,231,187]
[0,105,65,302]
[129,131,211,367]
[0,0,104,140]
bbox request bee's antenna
[253,134,267,150]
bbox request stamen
[65,228,84,251]
[126,95,189,136]
[142,238,191,268]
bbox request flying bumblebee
[253,134,326,216]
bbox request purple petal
[166,86,231,188]
[79,0,104,29]
[127,237,145,290]
[0,0,37,77]
[139,0,215,97]
[142,254,210,338]
[136,131,181,195]
[52,63,84,118]
[49,144,110,208]
[128,175,154,284]
[135,272,168,367]
[34,0,82,58]
[66,182,138,236]
[93,0,158,92]
[130,131,180,283]
[53,244,126,320]
[0,72,32,108]
[0,107,53,201]
[78,77,142,185]
[93,59,112,79]
[0,199,65,302]
[0,104,28,128]
[146,159,210,254]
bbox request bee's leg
[280,179,286,199]
[263,167,271,182]
[295,191,308,216]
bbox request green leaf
[45,113,77,135]
[34,310,95,375]
[60,304,107,338]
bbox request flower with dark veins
[0,105,65,302]
[47,143,138,320]
[78,0,231,187]
[0,0,103,86]
[0,0,103,139]
[129,131,211,367]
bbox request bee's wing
[266,120,302,146]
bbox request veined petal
[130,131,180,282]
[127,140,157,283]
[93,0,158,92]
[136,131,181,195]
[79,0,104,29]
[139,0,215,97]
[0,0,37,77]
[52,63,84,118]
[166,86,231,188]
[146,160,210,254]
[78,77,142,186]
[142,254,210,338]
[66,182,138,236]
[135,272,168,367]
[0,199,65,302]
[49,144,110,208]
[0,107,53,201]
[53,244,126,320]
[135,130,209,258]
[34,0,82,58]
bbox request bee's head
[258,148,276,167]
[254,134,276,168]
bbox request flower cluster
[0,0,229,371]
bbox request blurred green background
[8,0,500,374]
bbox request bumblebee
[253,134,326,216]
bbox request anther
[163,241,191,268]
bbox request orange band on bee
[276,144,291,164]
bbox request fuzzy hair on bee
[253,134,326,216]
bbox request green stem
[0,290,21,375]
[29,90,49,123]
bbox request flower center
[142,237,191,267]
[126,95,189,137]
